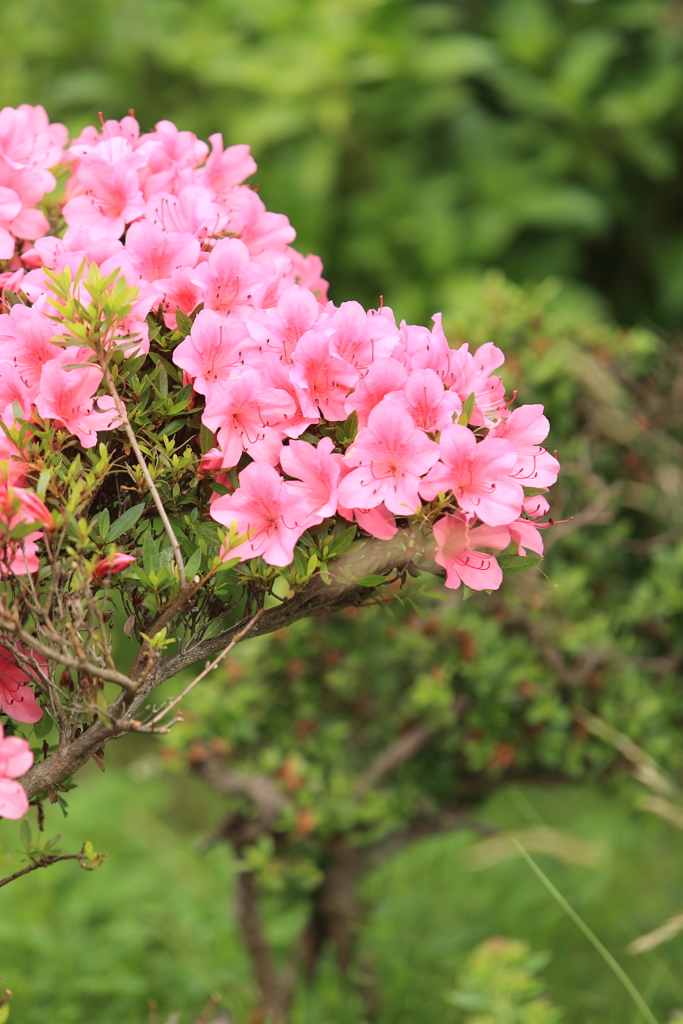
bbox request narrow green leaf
[185,548,202,578]
[19,818,32,850]
[458,392,476,425]
[497,553,542,574]
[175,310,194,338]
[33,711,53,739]
[355,574,387,587]
[107,503,145,541]
[199,424,215,454]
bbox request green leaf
[326,526,357,559]
[97,508,110,541]
[0,1000,9,1023]
[185,548,202,579]
[458,392,476,425]
[175,310,194,338]
[107,503,145,541]
[158,418,187,437]
[19,818,32,850]
[355,574,388,587]
[34,711,53,739]
[523,487,548,497]
[498,553,543,574]
[143,532,161,575]
[199,424,215,454]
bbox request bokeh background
[3,1,683,1022]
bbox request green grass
[2,759,683,1023]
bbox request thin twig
[0,853,83,890]
[141,610,264,729]
[102,364,186,587]
[0,604,135,691]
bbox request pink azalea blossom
[385,367,461,433]
[420,424,523,527]
[0,720,33,819]
[203,370,295,467]
[173,309,255,397]
[124,220,200,283]
[280,436,341,520]
[190,237,271,315]
[93,552,137,578]
[446,340,507,425]
[211,461,311,566]
[63,148,146,239]
[339,400,440,516]
[160,266,205,328]
[146,185,228,240]
[327,302,398,369]
[0,645,44,722]
[199,134,257,196]
[0,304,60,387]
[0,104,67,171]
[344,357,408,429]
[290,331,359,421]
[246,284,321,363]
[36,355,121,448]
[490,404,560,488]
[433,512,509,591]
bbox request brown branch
[235,871,291,1023]
[0,852,84,889]
[0,604,135,691]
[354,722,440,798]
[196,757,292,825]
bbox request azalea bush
[0,105,559,827]
[154,271,683,1021]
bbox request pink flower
[36,355,121,448]
[173,309,255,397]
[344,357,408,429]
[190,237,271,315]
[160,267,205,329]
[0,304,62,388]
[385,367,461,433]
[433,513,509,591]
[246,284,321,364]
[280,437,341,520]
[199,134,257,196]
[0,105,67,171]
[0,645,43,723]
[211,461,311,566]
[146,185,228,240]
[420,424,523,527]
[339,400,440,516]
[490,404,560,489]
[327,302,398,369]
[124,220,200,283]
[203,370,295,467]
[63,148,146,239]
[290,331,359,422]
[445,340,507,425]
[0,720,33,819]
[93,552,136,578]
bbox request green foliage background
[4,0,683,325]
[2,1,683,1022]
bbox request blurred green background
[4,0,683,327]
[3,0,683,1022]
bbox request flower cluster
[0,105,560,601]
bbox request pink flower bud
[93,552,136,578]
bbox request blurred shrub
[445,937,563,1023]
[163,273,683,1012]
[2,0,683,324]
